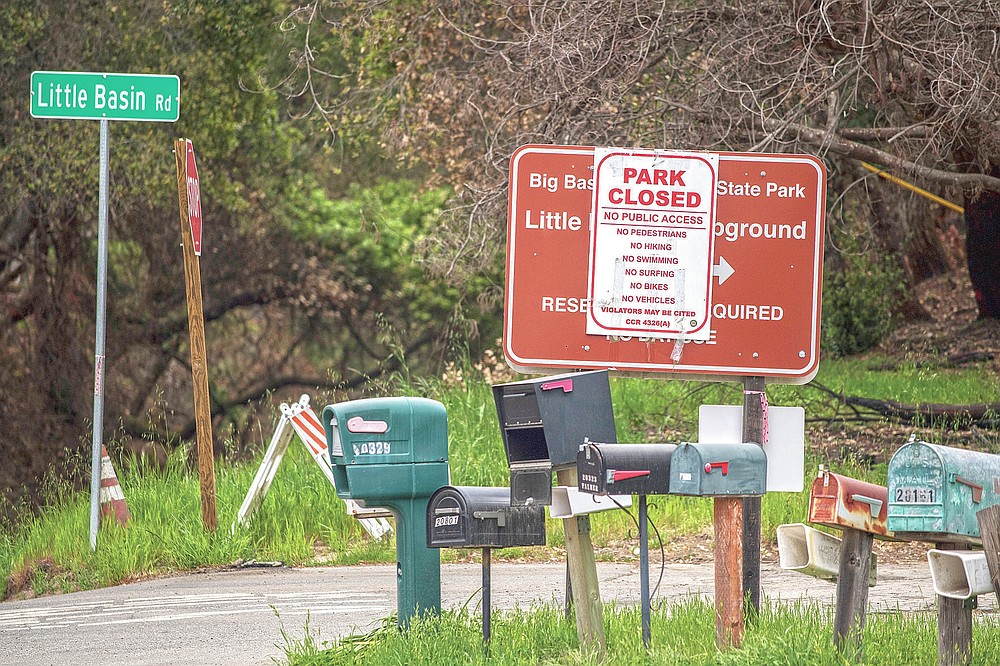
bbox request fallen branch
[866,352,995,372]
[841,396,1000,429]
[810,382,1000,429]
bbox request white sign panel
[698,404,805,492]
[587,148,718,341]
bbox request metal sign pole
[89,118,110,550]
[482,547,492,648]
[742,376,766,616]
[639,494,651,648]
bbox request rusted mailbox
[888,438,1000,545]
[577,442,676,496]
[808,466,893,538]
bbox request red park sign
[504,145,827,383]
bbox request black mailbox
[493,370,617,506]
[577,442,676,496]
[426,486,546,549]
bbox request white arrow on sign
[712,256,735,285]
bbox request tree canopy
[280,1,999,295]
[0,0,497,518]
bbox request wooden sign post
[935,542,973,666]
[556,467,606,656]
[741,376,766,620]
[977,505,1000,599]
[173,138,217,532]
[833,529,875,659]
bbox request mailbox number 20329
[353,441,391,456]
[894,487,936,504]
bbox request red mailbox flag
[184,140,202,255]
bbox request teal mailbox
[887,438,1000,545]
[324,396,450,626]
[668,443,767,496]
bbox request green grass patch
[1,443,394,598]
[279,598,1000,665]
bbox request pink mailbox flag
[185,140,203,255]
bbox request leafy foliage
[275,1,998,305]
[0,1,497,519]
[823,252,904,357]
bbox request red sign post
[174,138,215,531]
[505,145,826,384]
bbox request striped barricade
[233,395,393,541]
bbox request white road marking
[0,589,390,631]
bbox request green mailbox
[668,443,767,496]
[887,438,1000,545]
[323,396,450,627]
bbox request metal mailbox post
[323,396,450,627]
[427,485,546,646]
[577,441,676,647]
[493,369,616,506]
[668,443,767,497]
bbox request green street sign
[30,71,179,122]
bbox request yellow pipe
[861,162,965,214]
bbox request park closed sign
[587,148,719,341]
[30,71,180,122]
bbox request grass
[0,444,396,598]
[812,356,1000,405]
[1,352,997,601]
[279,598,1000,665]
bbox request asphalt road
[0,559,983,665]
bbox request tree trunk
[964,184,1000,319]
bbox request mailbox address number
[434,515,459,528]
[894,487,936,504]
[353,441,391,456]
